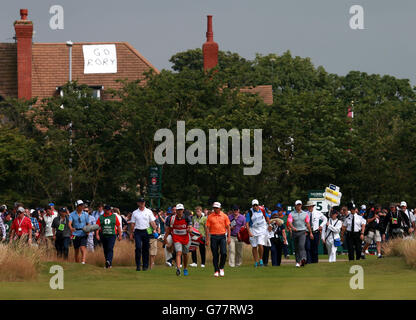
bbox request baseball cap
[75,200,84,207]
[104,205,112,210]
[305,201,315,207]
[0,204,7,210]
[137,197,145,202]
[361,204,366,210]
[58,207,67,213]
[17,207,25,213]
[48,203,55,206]
[232,204,239,210]
[212,202,221,208]
[295,200,302,206]
[276,203,282,208]
[400,201,407,207]
[252,199,259,206]
[176,203,184,210]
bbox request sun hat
[305,201,315,207]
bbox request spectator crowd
[0,197,415,276]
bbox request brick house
[0,10,272,105]
[0,9,158,103]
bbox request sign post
[308,190,328,255]
[148,166,162,209]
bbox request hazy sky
[1,0,416,84]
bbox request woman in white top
[322,209,343,263]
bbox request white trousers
[325,240,337,262]
[164,234,173,262]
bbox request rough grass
[0,238,51,281]
[383,237,416,267]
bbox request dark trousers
[102,235,116,265]
[210,235,227,272]
[347,232,362,261]
[134,229,150,269]
[191,242,206,265]
[262,245,271,265]
[55,237,70,259]
[282,243,289,257]
[343,233,349,252]
[306,231,320,263]
[270,238,283,266]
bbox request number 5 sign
[308,190,329,214]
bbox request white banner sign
[323,184,342,207]
[83,44,117,74]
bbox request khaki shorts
[174,241,190,254]
[365,230,381,244]
[149,238,158,256]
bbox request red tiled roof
[0,41,159,101]
[0,43,17,99]
[240,85,273,105]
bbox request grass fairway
[1,256,415,299]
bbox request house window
[56,85,104,100]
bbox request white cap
[17,206,25,213]
[212,202,221,208]
[176,203,184,210]
[400,201,407,207]
[252,199,259,206]
[361,205,366,210]
[75,200,84,207]
[295,200,302,206]
[30,209,35,214]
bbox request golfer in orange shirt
[206,202,231,277]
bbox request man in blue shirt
[69,200,90,264]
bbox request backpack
[189,227,204,251]
[237,225,250,244]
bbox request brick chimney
[202,15,218,71]
[14,9,33,100]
